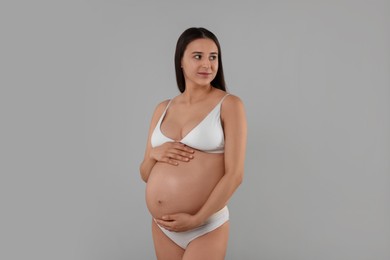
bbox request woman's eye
[194,55,201,59]
[210,55,217,60]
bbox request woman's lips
[198,72,212,76]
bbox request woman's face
[181,38,219,88]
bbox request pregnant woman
[139,27,247,260]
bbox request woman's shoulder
[221,92,245,120]
[148,99,171,121]
[156,98,171,108]
[153,99,171,113]
[223,92,244,107]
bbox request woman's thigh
[151,219,184,260]
[182,221,230,260]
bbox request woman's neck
[181,84,213,104]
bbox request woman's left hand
[154,213,202,232]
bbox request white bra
[151,94,230,153]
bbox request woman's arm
[194,94,247,223]
[155,95,247,230]
[139,100,169,182]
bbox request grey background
[1,0,389,259]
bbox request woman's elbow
[235,172,244,186]
[139,164,148,183]
[228,170,243,187]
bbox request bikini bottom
[156,205,229,249]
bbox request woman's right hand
[150,142,195,166]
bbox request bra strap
[219,93,230,104]
[163,99,173,113]
[157,99,173,125]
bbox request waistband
[203,205,229,225]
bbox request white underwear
[157,206,229,249]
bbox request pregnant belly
[145,152,224,219]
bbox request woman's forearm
[195,170,243,223]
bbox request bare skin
[146,149,225,219]
[140,38,247,259]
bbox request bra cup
[150,116,174,147]
[151,100,173,148]
[181,109,224,152]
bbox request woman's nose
[201,60,210,68]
